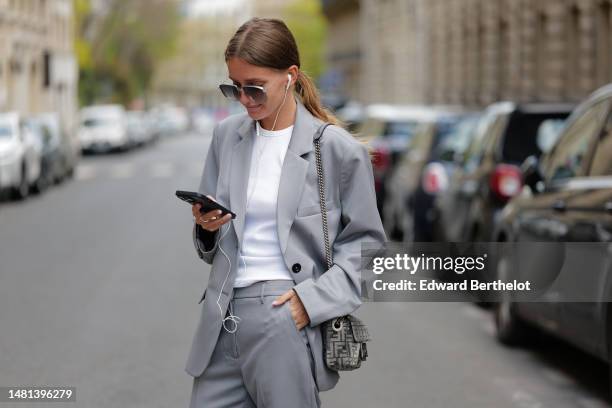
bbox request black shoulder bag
[314,123,371,371]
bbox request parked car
[0,112,42,199]
[416,113,482,241]
[383,111,468,241]
[127,110,153,147]
[149,105,189,137]
[356,104,439,216]
[491,84,612,392]
[37,112,80,182]
[78,105,129,153]
[434,102,573,243]
[24,116,61,192]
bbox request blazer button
[291,263,301,273]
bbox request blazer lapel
[229,117,255,247]
[228,98,322,254]
[277,98,322,254]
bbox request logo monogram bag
[313,123,371,371]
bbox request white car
[149,105,189,137]
[127,110,153,147]
[0,112,43,199]
[78,105,129,153]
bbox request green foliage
[74,0,93,70]
[283,0,327,81]
[75,0,180,106]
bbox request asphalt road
[0,131,610,408]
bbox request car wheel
[493,250,532,345]
[54,167,65,185]
[32,175,47,194]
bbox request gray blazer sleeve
[192,125,221,264]
[293,140,387,327]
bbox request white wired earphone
[215,73,293,334]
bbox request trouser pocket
[282,302,318,387]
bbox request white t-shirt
[234,121,295,288]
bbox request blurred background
[1,0,612,407]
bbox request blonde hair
[224,17,342,126]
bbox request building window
[498,17,510,100]
[566,5,581,100]
[43,51,51,88]
[535,12,548,101]
[597,1,611,86]
[10,59,21,74]
[475,7,485,104]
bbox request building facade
[0,0,77,127]
[150,0,252,109]
[321,0,362,102]
[332,0,612,107]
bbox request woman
[187,17,385,408]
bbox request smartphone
[175,190,236,219]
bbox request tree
[75,0,180,106]
[283,0,327,82]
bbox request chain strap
[314,123,333,270]
[315,123,371,372]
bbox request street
[0,133,610,408]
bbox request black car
[491,84,612,389]
[434,102,573,242]
[383,111,468,242]
[356,105,440,218]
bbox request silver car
[0,112,43,199]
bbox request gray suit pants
[189,280,321,408]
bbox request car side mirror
[521,155,543,193]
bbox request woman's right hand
[192,195,232,232]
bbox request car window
[463,114,495,171]
[0,120,12,138]
[434,116,479,162]
[588,109,612,176]
[82,117,116,127]
[384,121,418,138]
[484,114,508,158]
[430,118,461,160]
[500,111,570,163]
[545,100,609,182]
[537,119,567,154]
[407,124,431,154]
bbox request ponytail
[296,70,371,154]
[295,71,343,127]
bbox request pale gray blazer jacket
[185,97,386,391]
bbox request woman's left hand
[272,289,310,330]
